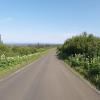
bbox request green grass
[64,55,100,90]
[0,50,48,78]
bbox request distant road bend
[0,50,100,100]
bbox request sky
[0,0,100,44]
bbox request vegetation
[57,32,100,90]
[0,44,51,76]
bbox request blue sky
[0,0,100,44]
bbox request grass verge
[0,50,48,78]
[64,59,100,93]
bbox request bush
[57,32,100,90]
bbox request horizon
[1,32,100,44]
[0,0,100,43]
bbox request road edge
[61,60,100,95]
[0,51,48,82]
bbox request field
[0,44,50,77]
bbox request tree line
[0,44,52,57]
[0,44,52,73]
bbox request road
[0,50,100,100]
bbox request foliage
[57,32,100,90]
[0,44,50,67]
[0,44,51,76]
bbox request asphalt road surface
[0,50,100,100]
